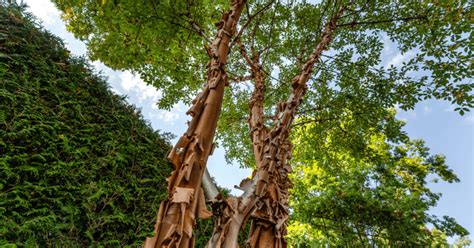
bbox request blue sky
[25,0,473,242]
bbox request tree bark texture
[246,6,346,247]
[145,2,345,248]
[205,41,267,248]
[207,5,346,248]
[143,1,246,247]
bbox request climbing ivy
[0,3,172,247]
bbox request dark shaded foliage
[0,3,172,246]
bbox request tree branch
[236,39,255,69]
[182,0,212,43]
[202,167,220,202]
[183,13,212,44]
[230,0,275,49]
[292,115,348,128]
[236,39,267,168]
[260,2,277,65]
[149,1,202,40]
[241,5,349,247]
[229,74,253,83]
[273,4,347,132]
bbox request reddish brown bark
[143,1,246,247]
[206,5,346,247]
[145,2,345,247]
[246,6,347,247]
[237,40,268,168]
[205,41,268,248]
[235,41,293,248]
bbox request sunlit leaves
[51,0,473,167]
[288,112,467,246]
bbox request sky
[23,0,473,242]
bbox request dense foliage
[0,4,172,246]
[51,0,473,168]
[287,110,469,246]
[54,0,229,109]
[31,0,474,246]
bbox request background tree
[48,0,473,246]
[0,4,172,246]
[287,110,469,247]
[453,236,473,248]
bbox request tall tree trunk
[207,5,347,248]
[205,41,267,248]
[143,1,246,247]
[247,5,346,247]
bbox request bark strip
[237,40,267,168]
[205,42,269,248]
[246,5,347,247]
[143,1,246,247]
[207,5,347,248]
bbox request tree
[50,0,473,247]
[287,110,468,246]
[453,236,472,248]
[0,4,172,246]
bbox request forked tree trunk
[145,1,345,247]
[247,6,346,247]
[208,5,346,248]
[143,0,246,247]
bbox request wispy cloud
[157,111,180,124]
[119,71,161,103]
[25,0,59,25]
[385,51,414,69]
[150,103,185,125]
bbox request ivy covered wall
[0,3,172,247]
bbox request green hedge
[0,3,172,247]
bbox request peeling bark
[143,1,246,247]
[145,2,345,248]
[207,5,347,248]
[246,6,347,247]
[205,40,268,248]
[237,40,268,168]
[246,119,293,248]
[202,167,220,202]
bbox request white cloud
[120,71,138,91]
[397,109,417,122]
[151,102,187,125]
[157,111,180,124]
[382,35,395,53]
[119,71,161,102]
[91,61,105,71]
[156,102,186,123]
[25,0,87,56]
[109,88,121,95]
[25,0,60,25]
[385,51,414,69]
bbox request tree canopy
[287,110,468,246]
[39,0,474,246]
[53,0,473,166]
